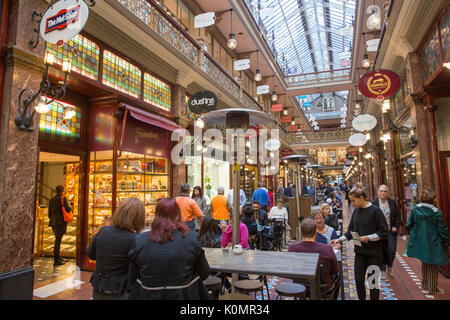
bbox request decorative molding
[4,46,46,75]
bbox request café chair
[219,293,253,300]
[203,276,222,300]
[319,262,341,300]
[275,282,306,300]
[234,279,266,300]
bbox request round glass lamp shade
[271,92,278,102]
[227,34,237,49]
[254,70,262,81]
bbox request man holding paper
[331,184,389,300]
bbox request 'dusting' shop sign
[40,0,89,46]
[187,90,218,115]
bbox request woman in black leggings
[331,184,389,300]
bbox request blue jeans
[381,232,398,270]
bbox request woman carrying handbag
[406,189,450,295]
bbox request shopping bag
[61,196,74,223]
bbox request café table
[203,248,321,300]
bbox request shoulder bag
[62,196,74,223]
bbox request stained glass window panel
[38,98,82,144]
[45,34,100,80]
[143,73,172,111]
[440,6,450,61]
[421,29,441,83]
[102,50,142,98]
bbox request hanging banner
[257,85,270,95]
[289,126,299,132]
[358,70,401,100]
[194,12,216,28]
[271,104,283,112]
[40,0,89,46]
[234,59,251,71]
[282,116,293,123]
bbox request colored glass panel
[45,34,100,80]
[38,98,82,144]
[102,50,141,98]
[143,73,171,111]
[421,29,441,83]
[440,6,450,61]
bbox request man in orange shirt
[211,187,229,234]
[175,183,203,230]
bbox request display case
[37,162,79,258]
[88,151,169,245]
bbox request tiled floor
[32,200,450,300]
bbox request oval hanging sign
[40,0,89,46]
[187,90,218,115]
[352,114,378,132]
[358,69,401,100]
[348,133,368,146]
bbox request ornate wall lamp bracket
[29,11,43,49]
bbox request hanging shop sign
[281,148,294,158]
[358,70,401,100]
[234,59,251,71]
[352,114,378,132]
[366,38,380,52]
[265,139,281,151]
[194,12,216,28]
[407,157,417,165]
[40,0,89,46]
[282,116,293,123]
[187,90,218,115]
[271,104,283,112]
[257,85,270,95]
[303,102,311,108]
[348,133,368,146]
[289,126,299,132]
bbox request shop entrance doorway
[34,152,81,266]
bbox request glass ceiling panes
[247,0,356,78]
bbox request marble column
[0,0,47,299]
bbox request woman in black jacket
[331,184,389,300]
[128,197,211,300]
[87,197,146,300]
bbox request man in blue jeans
[372,185,402,278]
[252,182,271,212]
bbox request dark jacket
[48,194,71,226]
[406,203,450,265]
[372,198,402,231]
[255,209,269,226]
[128,230,211,300]
[87,226,137,293]
[344,204,389,257]
[325,214,339,231]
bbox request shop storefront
[33,32,178,271]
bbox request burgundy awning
[121,103,180,132]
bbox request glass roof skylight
[247,0,356,81]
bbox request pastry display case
[88,151,169,245]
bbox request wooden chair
[203,276,222,300]
[319,262,341,300]
[275,282,306,300]
[234,279,265,300]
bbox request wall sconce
[15,49,72,131]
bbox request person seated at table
[321,202,339,231]
[199,216,221,248]
[220,212,249,249]
[252,200,269,227]
[241,205,257,249]
[312,211,340,250]
[289,219,339,290]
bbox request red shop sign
[358,69,401,100]
[289,125,299,132]
[282,116,293,123]
[271,104,283,112]
[281,148,294,157]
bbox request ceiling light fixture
[227,9,237,50]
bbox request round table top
[275,282,306,295]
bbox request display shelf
[88,152,170,244]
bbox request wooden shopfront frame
[36,31,177,271]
